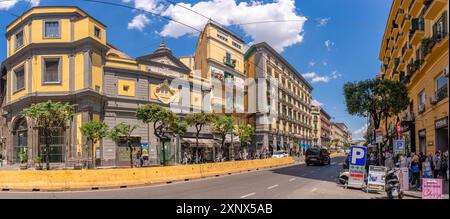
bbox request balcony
[410,18,425,46]
[398,32,407,46]
[410,0,424,17]
[399,60,406,70]
[424,0,447,20]
[401,0,412,9]
[396,9,406,24]
[402,42,413,60]
[435,86,448,103]
[402,16,412,30]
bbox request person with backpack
[410,155,421,190]
[433,151,441,178]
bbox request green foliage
[34,156,42,164]
[213,116,235,139]
[18,151,28,164]
[136,104,187,165]
[343,79,409,130]
[108,122,138,143]
[80,120,108,145]
[22,100,76,129]
[186,112,216,129]
[234,124,256,144]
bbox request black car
[305,148,331,166]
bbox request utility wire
[80,0,202,33]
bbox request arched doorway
[13,118,28,163]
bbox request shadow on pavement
[269,156,346,183]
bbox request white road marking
[240,193,256,198]
[310,188,318,192]
[267,184,279,190]
[331,162,337,165]
[338,162,343,165]
[289,178,296,182]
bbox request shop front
[435,117,449,153]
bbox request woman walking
[422,157,432,179]
[410,155,421,190]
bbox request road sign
[349,146,367,166]
[348,146,367,189]
[375,129,383,143]
[394,140,405,155]
[422,178,443,199]
[367,166,387,192]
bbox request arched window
[13,118,28,163]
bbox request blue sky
[0,0,392,140]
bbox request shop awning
[182,138,219,148]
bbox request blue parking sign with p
[350,146,367,166]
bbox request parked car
[305,148,331,166]
[272,151,288,158]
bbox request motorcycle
[385,168,403,199]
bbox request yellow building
[0,6,205,167]
[378,0,448,154]
[244,42,314,153]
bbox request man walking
[433,151,441,178]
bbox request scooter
[385,168,403,199]
[338,169,349,185]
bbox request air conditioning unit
[430,95,438,105]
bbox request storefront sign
[367,166,387,192]
[422,178,443,199]
[435,117,448,129]
[348,146,367,189]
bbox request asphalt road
[0,156,384,199]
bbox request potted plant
[34,156,43,170]
[18,151,28,170]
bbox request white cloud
[324,40,334,51]
[124,0,163,13]
[0,0,18,10]
[316,17,330,27]
[353,124,369,136]
[128,14,151,31]
[308,60,316,67]
[302,71,341,84]
[302,72,317,79]
[141,0,306,52]
[29,0,40,7]
[312,99,323,106]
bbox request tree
[212,116,234,161]
[343,79,410,163]
[136,104,187,166]
[234,124,256,155]
[22,101,76,170]
[108,122,138,168]
[80,120,108,168]
[186,112,216,163]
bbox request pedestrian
[422,157,432,179]
[370,152,376,166]
[385,153,394,170]
[433,151,441,178]
[0,153,3,167]
[440,151,448,181]
[399,154,407,168]
[410,155,421,190]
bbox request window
[232,41,241,49]
[39,127,65,163]
[14,66,25,92]
[436,74,448,101]
[44,21,60,38]
[15,30,24,50]
[418,90,426,113]
[94,26,101,38]
[123,85,130,92]
[43,58,61,84]
[217,31,228,42]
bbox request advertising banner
[367,166,387,192]
[348,146,367,189]
[422,178,443,199]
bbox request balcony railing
[436,86,448,102]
